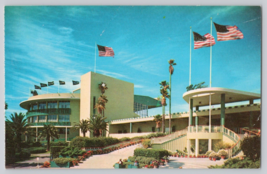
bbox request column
[249,99,254,105]
[221,94,225,127]
[208,139,212,151]
[195,139,199,157]
[36,127,38,142]
[65,127,67,141]
[130,122,132,133]
[195,116,198,132]
[187,139,190,158]
[189,98,193,126]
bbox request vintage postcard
[5,6,261,169]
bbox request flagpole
[189,26,192,85]
[94,42,96,73]
[209,17,213,133]
[58,82,59,93]
[47,84,48,94]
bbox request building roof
[182,87,260,107]
[134,95,162,109]
[20,93,80,109]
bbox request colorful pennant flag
[59,80,65,85]
[193,32,215,49]
[34,85,41,90]
[48,81,54,86]
[31,90,38,96]
[40,83,47,87]
[213,22,244,41]
[97,45,115,57]
[72,80,79,85]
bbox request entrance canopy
[134,95,162,109]
[183,87,260,107]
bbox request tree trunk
[47,136,50,151]
[17,133,22,152]
[83,132,85,137]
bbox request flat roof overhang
[134,95,162,109]
[183,87,260,107]
[20,93,80,109]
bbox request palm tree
[186,82,207,91]
[95,94,108,117]
[72,119,90,137]
[89,115,108,137]
[159,81,169,133]
[6,112,28,152]
[38,124,59,151]
[98,82,108,94]
[153,114,162,132]
[168,59,176,134]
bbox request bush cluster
[29,147,47,154]
[50,146,66,158]
[70,137,120,148]
[119,137,130,142]
[59,147,86,157]
[15,149,31,161]
[50,141,68,147]
[213,141,232,152]
[52,157,77,165]
[240,136,260,161]
[141,139,151,149]
[134,148,168,160]
[209,157,260,168]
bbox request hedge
[29,147,47,154]
[15,148,31,161]
[51,146,66,159]
[59,147,86,157]
[209,157,260,168]
[51,141,69,147]
[52,157,76,165]
[70,137,120,148]
[134,148,168,160]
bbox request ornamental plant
[209,152,218,158]
[218,149,228,157]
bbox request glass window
[39,103,46,109]
[48,115,57,122]
[59,101,70,108]
[39,116,46,122]
[32,116,37,123]
[48,102,57,109]
[32,104,38,110]
[58,115,70,122]
[57,128,69,134]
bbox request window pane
[39,116,46,122]
[32,116,37,123]
[48,102,57,109]
[48,115,57,122]
[32,104,38,110]
[39,103,46,109]
[59,101,70,108]
[58,115,70,122]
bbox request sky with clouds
[5,6,261,118]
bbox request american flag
[214,22,244,41]
[193,32,215,49]
[97,45,115,57]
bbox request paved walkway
[160,157,225,169]
[72,144,142,169]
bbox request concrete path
[72,144,142,169]
[159,157,225,169]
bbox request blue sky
[5,6,261,118]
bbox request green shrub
[29,147,47,154]
[134,148,168,160]
[240,136,260,161]
[213,141,232,152]
[205,150,214,156]
[209,152,218,158]
[50,141,68,147]
[209,157,260,168]
[119,137,131,142]
[51,146,66,158]
[142,139,151,149]
[15,148,31,161]
[52,158,76,165]
[217,149,228,157]
[70,137,120,148]
[30,142,43,147]
[128,156,136,162]
[59,147,86,157]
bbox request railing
[26,108,71,117]
[240,127,261,136]
[28,122,71,126]
[223,126,241,157]
[188,125,222,133]
[151,128,188,144]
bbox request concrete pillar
[36,127,38,142]
[249,99,254,105]
[195,139,199,157]
[195,116,198,132]
[65,127,67,141]
[208,139,212,151]
[190,98,193,126]
[196,106,199,111]
[130,122,132,133]
[187,139,190,158]
[221,94,225,126]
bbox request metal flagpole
[94,42,97,73]
[189,26,192,85]
[209,17,213,133]
[58,82,59,93]
[47,83,48,94]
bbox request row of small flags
[34,80,80,90]
[193,22,244,49]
